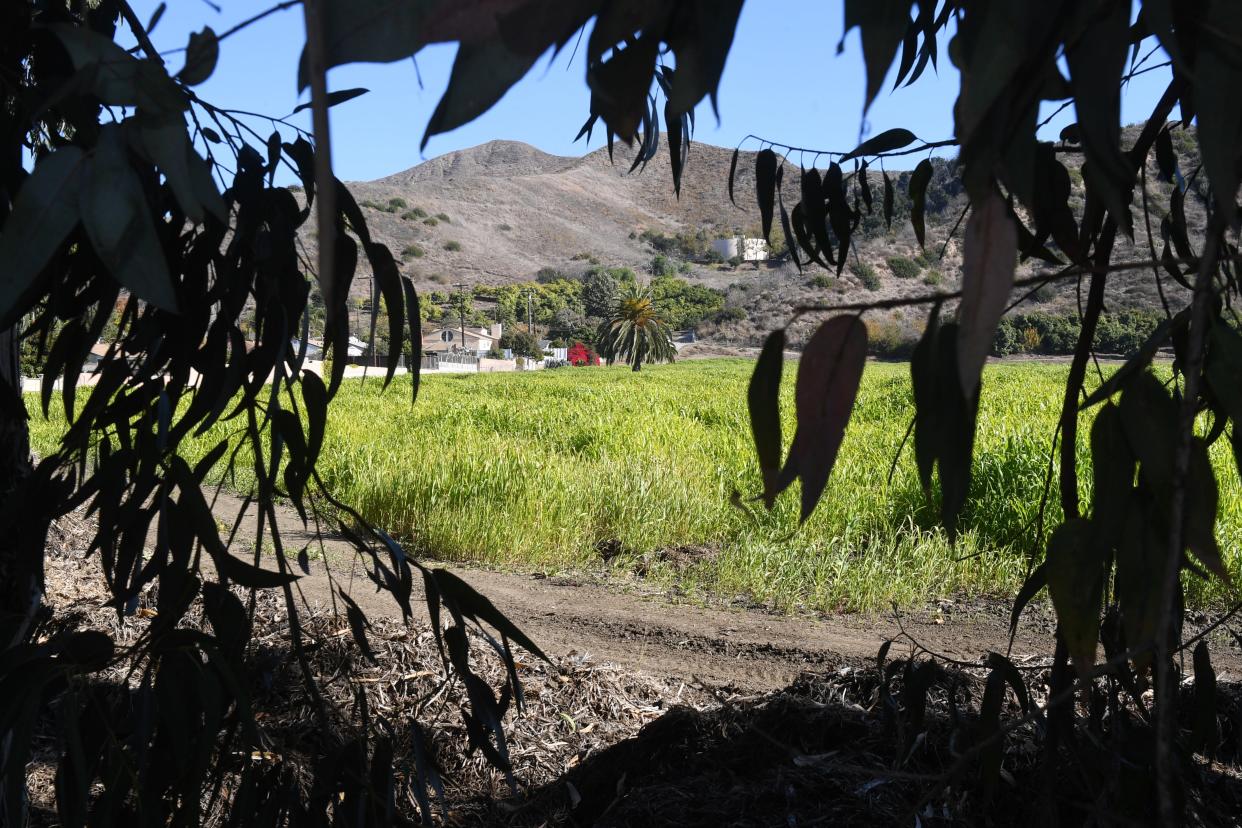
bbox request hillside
[334,128,1198,350]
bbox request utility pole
[453,282,469,353]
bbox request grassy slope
[28,359,1242,613]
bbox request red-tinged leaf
[773,316,867,523]
[956,189,1016,397]
[755,149,778,242]
[1045,518,1106,679]
[748,330,786,509]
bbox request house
[422,322,502,356]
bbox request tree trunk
[1,11,38,817]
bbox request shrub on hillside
[435,212,451,223]
[444,240,462,252]
[865,318,916,358]
[423,217,439,226]
[713,306,747,323]
[850,261,882,290]
[923,269,943,287]
[388,197,408,210]
[402,206,428,220]
[992,310,1160,356]
[809,274,833,289]
[886,256,921,279]
[401,244,425,259]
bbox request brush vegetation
[28,360,1242,613]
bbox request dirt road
[213,493,1242,691]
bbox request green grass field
[27,359,1242,612]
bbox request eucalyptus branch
[116,0,165,67]
[787,252,1237,321]
[737,133,957,163]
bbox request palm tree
[596,282,676,371]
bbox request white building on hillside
[711,236,769,262]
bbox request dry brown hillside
[325,129,1196,349]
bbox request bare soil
[213,493,1242,691]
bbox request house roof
[423,325,496,342]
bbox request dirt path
[213,493,1242,691]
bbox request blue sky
[132,1,1175,182]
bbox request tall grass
[27,359,1242,612]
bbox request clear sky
[130,1,1175,183]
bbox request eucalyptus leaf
[0,147,85,328]
[81,127,178,312]
[1045,517,1105,678]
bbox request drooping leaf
[422,40,541,150]
[1119,370,1178,495]
[935,322,978,540]
[1116,499,1171,671]
[772,316,867,523]
[843,0,913,113]
[430,569,547,661]
[956,189,1016,398]
[81,126,178,312]
[291,87,371,114]
[1009,563,1046,643]
[841,128,918,161]
[665,98,685,198]
[748,330,786,509]
[1186,438,1228,581]
[977,667,1005,802]
[1191,640,1219,756]
[910,303,942,493]
[48,24,185,113]
[777,178,801,272]
[339,589,377,664]
[908,159,932,248]
[402,277,423,404]
[1195,9,1242,224]
[1064,0,1134,235]
[755,149,778,242]
[728,146,740,206]
[801,167,835,267]
[179,26,219,85]
[1045,518,1105,678]
[1154,127,1177,184]
[136,112,215,224]
[882,169,894,229]
[859,161,873,213]
[0,147,84,329]
[1079,311,1187,409]
[1089,403,1135,552]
